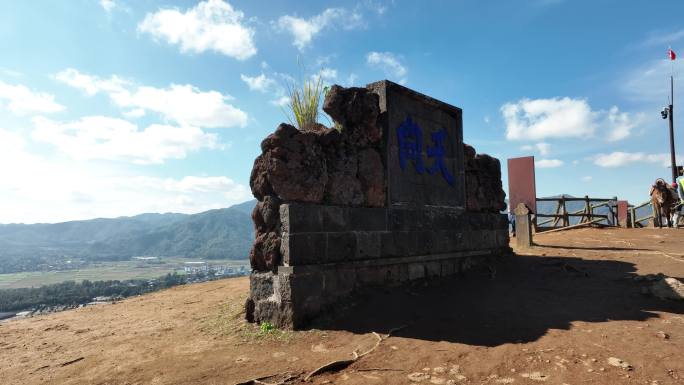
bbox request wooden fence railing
[534,195,618,232]
[629,200,653,228]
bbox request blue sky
[1,0,684,223]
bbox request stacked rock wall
[249,86,386,273]
[246,81,509,328]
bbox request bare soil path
[1,228,683,384]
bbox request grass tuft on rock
[286,76,323,131]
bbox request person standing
[673,168,684,227]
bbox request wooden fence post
[585,195,592,224]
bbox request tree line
[0,273,186,312]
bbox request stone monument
[246,80,509,329]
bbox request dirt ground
[1,228,683,385]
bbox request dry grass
[199,295,293,343]
[285,76,324,131]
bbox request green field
[0,258,249,289]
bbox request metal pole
[669,75,677,184]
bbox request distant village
[179,261,249,283]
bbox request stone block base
[248,248,509,329]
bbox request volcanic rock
[249,231,281,272]
[357,148,386,207]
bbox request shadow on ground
[533,244,652,252]
[312,252,684,347]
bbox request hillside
[1,229,683,384]
[0,200,257,272]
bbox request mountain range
[0,200,257,273]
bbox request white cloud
[0,81,64,115]
[240,73,277,93]
[56,68,247,128]
[522,142,551,155]
[276,8,363,50]
[318,68,338,80]
[0,128,26,153]
[270,96,290,107]
[502,97,641,141]
[344,73,359,86]
[117,84,248,128]
[606,106,644,141]
[593,151,676,168]
[364,0,389,15]
[0,67,23,77]
[310,67,339,86]
[502,97,595,141]
[536,142,551,155]
[55,68,129,96]
[100,0,116,12]
[582,176,593,182]
[366,51,407,84]
[535,159,564,168]
[0,128,250,223]
[622,59,682,103]
[138,0,256,60]
[639,29,684,47]
[161,175,247,195]
[32,115,217,164]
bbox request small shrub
[285,76,323,131]
[260,321,275,333]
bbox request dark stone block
[380,264,402,284]
[244,298,255,323]
[427,230,459,254]
[321,206,349,232]
[355,232,381,259]
[388,208,426,232]
[425,261,441,278]
[496,229,510,247]
[460,231,476,250]
[372,80,465,208]
[301,295,323,315]
[280,232,327,266]
[380,231,398,256]
[254,299,279,325]
[408,263,425,280]
[356,267,381,286]
[250,272,274,300]
[277,272,291,301]
[276,301,296,329]
[327,232,357,262]
[279,203,324,234]
[323,268,356,300]
[448,231,465,251]
[480,230,496,249]
[392,231,419,256]
[440,260,455,277]
[349,208,387,231]
[397,263,410,283]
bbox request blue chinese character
[426,128,455,186]
[396,116,424,173]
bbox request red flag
[669,47,677,60]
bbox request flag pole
[669,62,677,184]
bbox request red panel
[507,156,537,214]
[617,200,628,227]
